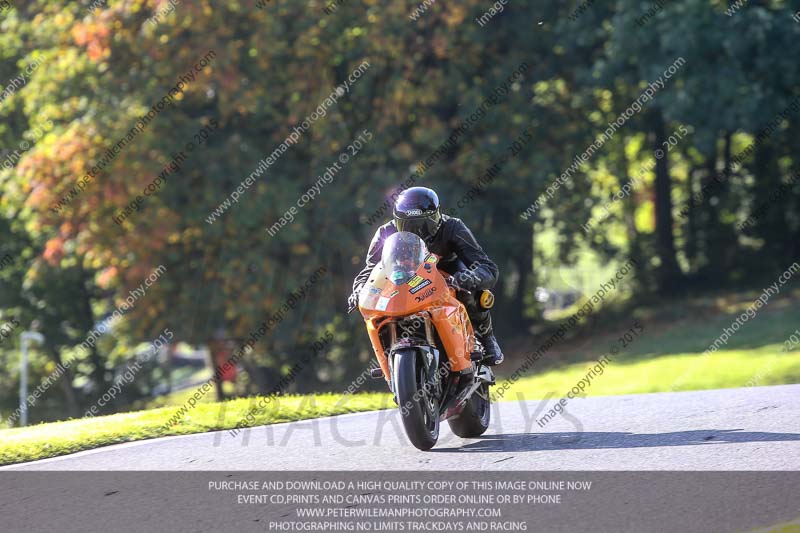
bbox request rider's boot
[476,316,504,366]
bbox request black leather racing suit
[352,215,499,337]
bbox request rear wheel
[447,382,491,438]
[394,349,439,451]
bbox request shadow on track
[431,429,800,453]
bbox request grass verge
[2,290,798,466]
[0,392,390,466]
[500,344,800,400]
[496,288,800,399]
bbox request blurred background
[1,0,799,427]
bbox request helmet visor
[395,212,441,242]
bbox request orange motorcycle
[358,231,495,450]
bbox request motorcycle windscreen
[359,261,392,312]
[382,231,427,284]
[359,232,428,312]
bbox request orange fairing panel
[359,257,474,376]
[365,317,390,382]
[358,262,445,318]
[430,297,474,373]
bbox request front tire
[447,383,491,438]
[394,349,439,451]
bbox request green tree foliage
[0,0,797,422]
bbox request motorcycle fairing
[359,256,475,380]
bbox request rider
[348,186,504,366]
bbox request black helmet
[393,187,443,242]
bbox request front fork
[385,316,441,399]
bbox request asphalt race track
[5,384,799,471]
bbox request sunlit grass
[3,290,798,466]
[496,288,800,400]
[0,392,391,466]
[498,345,800,400]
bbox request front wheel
[394,349,439,451]
[447,382,491,438]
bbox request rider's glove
[446,276,461,292]
[454,270,481,292]
[347,285,363,313]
